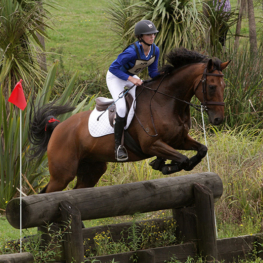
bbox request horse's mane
[155,47,222,77]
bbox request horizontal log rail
[6,172,223,229]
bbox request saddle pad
[88,87,136,137]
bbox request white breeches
[106,70,140,118]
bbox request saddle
[95,93,134,127]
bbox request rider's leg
[106,71,140,161]
[114,113,128,161]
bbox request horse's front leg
[180,134,207,171]
[144,140,190,174]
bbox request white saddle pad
[88,87,136,137]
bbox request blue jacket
[109,41,160,81]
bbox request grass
[45,0,118,77]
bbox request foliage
[106,0,136,50]
[0,221,71,262]
[0,61,96,210]
[0,0,53,93]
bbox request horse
[28,48,230,193]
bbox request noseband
[194,67,225,110]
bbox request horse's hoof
[183,165,194,171]
[149,158,166,171]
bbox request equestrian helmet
[134,20,159,36]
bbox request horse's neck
[161,64,204,103]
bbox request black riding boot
[114,114,128,161]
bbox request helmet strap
[139,37,151,47]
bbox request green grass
[45,0,118,76]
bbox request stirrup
[116,145,128,162]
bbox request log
[60,201,84,263]
[0,252,34,263]
[6,172,223,229]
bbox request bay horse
[28,48,230,193]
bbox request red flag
[8,79,27,110]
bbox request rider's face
[141,33,156,45]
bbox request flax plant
[0,61,96,210]
[0,0,54,99]
[202,1,238,55]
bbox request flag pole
[8,79,27,253]
[20,109,22,253]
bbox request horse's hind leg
[41,158,79,193]
[74,160,107,189]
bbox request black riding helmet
[134,20,159,36]
[134,20,158,46]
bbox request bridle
[194,67,225,110]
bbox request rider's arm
[109,48,137,81]
[148,46,160,79]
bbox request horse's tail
[28,100,75,160]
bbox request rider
[107,20,160,161]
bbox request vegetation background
[1,0,263,261]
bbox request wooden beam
[6,172,223,229]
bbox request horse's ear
[207,59,214,72]
[220,60,231,71]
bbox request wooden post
[59,201,84,263]
[38,223,65,262]
[172,206,197,242]
[136,250,155,263]
[194,183,218,262]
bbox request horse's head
[194,58,231,125]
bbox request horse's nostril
[214,117,222,125]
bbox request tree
[247,0,257,56]
[234,0,246,50]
